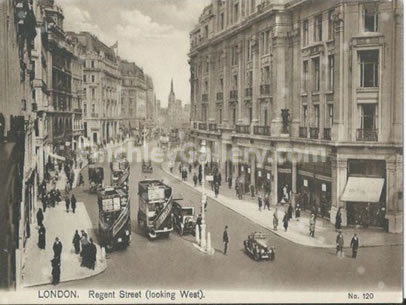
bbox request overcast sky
[61,0,210,107]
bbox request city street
[41,143,402,292]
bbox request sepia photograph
[0,0,403,303]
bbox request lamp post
[199,140,207,249]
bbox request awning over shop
[341,177,384,203]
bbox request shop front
[238,163,251,193]
[277,158,292,203]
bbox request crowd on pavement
[167,160,366,259]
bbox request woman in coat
[38,224,46,249]
[36,208,44,227]
[283,213,289,232]
[71,194,77,214]
[72,230,81,254]
[336,231,345,257]
[335,208,342,231]
[309,214,316,237]
[51,257,61,285]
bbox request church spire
[171,78,174,93]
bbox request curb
[160,163,401,249]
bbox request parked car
[142,160,153,173]
[172,201,195,236]
[243,232,275,261]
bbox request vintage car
[243,232,275,261]
[142,160,153,173]
[172,201,195,236]
[88,166,104,193]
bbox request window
[264,108,268,126]
[364,5,378,32]
[262,30,270,55]
[232,108,237,125]
[359,50,379,87]
[220,13,225,30]
[83,75,87,83]
[204,80,208,92]
[204,25,209,39]
[314,14,322,42]
[247,40,252,61]
[303,60,308,91]
[91,60,95,68]
[232,45,239,65]
[92,88,96,99]
[328,10,334,40]
[328,55,334,90]
[328,104,333,127]
[247,71,253,87]
[206,57,209,73]
[220,78,224,90]
[91,75,95,83]
[248,107,253,123]
[233,74,238,89]
[92,103,95,113]
[314,105,320,128]
[303,105,308,125]
[303,20,309,46]
[202,104,207,121]
[360,104,376,130]
[234,3,239,23]
[219,108,223,124]
[312,57,320,91]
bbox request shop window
[359,50,379,87]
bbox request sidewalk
[22,171,106,287]
[162,162,402,249]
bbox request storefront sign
[304,179,308,187]
[258,171,262,177]
[322,183,327,192]
[267,173,271,179]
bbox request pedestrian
[273,210,279,230]
[214,182,219,198]
[257,195,262,211]
[228,175,232,189]
[264,193,270,210]
[80,231,89,267]
[295,194,301,219]
[41,194,47,213]
[198,171,202,185]
[71,194,77,213]
[48,192,54,208]
[79,173,84,186]
[250,184,255,199]
[223,225,229,255]
[188,164,192,174]
[309,214,316,237]
[89,238,97,270]
[336,231,344,258]
[38,224,46,249]
[335,207,342,231]
[218,173,222,186]
[53,237,63,260]
[72,230,81,254]
[65,195,70,213]
[282,184,289,202]
[287,204,293,220]
[51,257,61,285]
[283,212,289,232]
[196,214,202,239]
[193,173,198,187]
[36,208,44,227]
[350,233,360,258]
[64,183,70,197]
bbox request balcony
[216,92,223,101]
[209,123,218,131]
[299,127,308,138]
[356,128,378,142]
[245,88,252,98]
[229,90,238,100]
[310,128,319,139]
[236,124,250,134]
[260,84,271,96]
[323,128,331,140]
[198,122,207,130]
[254,125,270,136]
[202,94,208,102]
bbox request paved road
[52,144,401,292]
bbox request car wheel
[254,251,260,261]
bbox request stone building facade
[189,0,403,232]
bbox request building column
[272,150,278,205]
[386,157,402,233]
[237,41,244,123]
[251,35,259,129]
[330,156,347,226]
[250,152,255,191]
[291,159,297,205]
[222,49,229,126]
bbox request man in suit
[223,225,229,255]
[350,233,360,258]
[53,237,63,260]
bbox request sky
[61,0,211,107]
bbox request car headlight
[118,238,122,242]
[125,230,129,236]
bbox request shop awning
[341,177,384,203]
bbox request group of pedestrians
[72,230,98,270]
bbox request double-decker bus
[137,180,173,239]
[98,187,131,251]
[110,158,130,191]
